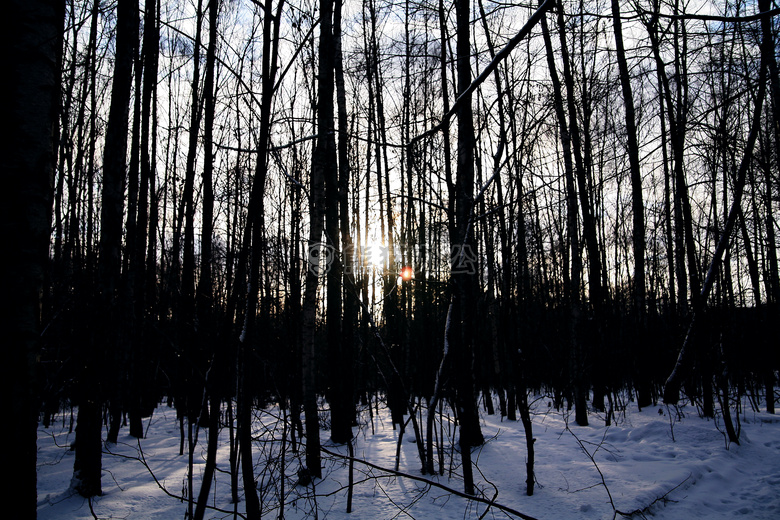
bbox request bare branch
[320,446,542,520]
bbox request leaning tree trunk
[664,0,771,411]
[180,0,204,423]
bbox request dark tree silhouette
[4,0,64,515]
[72,0,137,498]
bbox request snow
[37,396,780,519]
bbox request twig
[472,447,500,520]
[615,475,690,519]
[126,438,248,519]
[566,426,617,518]
[408,0,554,147]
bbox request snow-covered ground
[37,395,780,519]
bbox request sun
[364,240,387,269]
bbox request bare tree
[540,0,588,427]
[450,0,485,495]
[72,0,137,498]
[663,0,774,420]
[193,1,221,518]
[237,0,286,514]
[610,0,651,408]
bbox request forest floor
[37,392,780,520]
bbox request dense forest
[6,0,779,518]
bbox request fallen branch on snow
[320,445,541,520]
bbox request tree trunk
[335,0,357,438]
[451,0,484,496]
[324,0,352,445]
[74,0,137,497]
[108,18,142,444]
[426,0,454,475]
[611,0,651,409]
[193,369,221,520]
[541,1,588,427]
[197,0,218,355]
[763,1,780,305]
[235,0,286,515]
[128,0,160,439]
[611,0,645,317]
[5,2,64,513]
[664,0,771,406]
[300,0,339,480]
[193,3,220,517]
[180,0,204,422]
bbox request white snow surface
[37,397,780,519]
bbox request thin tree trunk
[129,0,160,439]
[236,1,285,515]
[194,367,221,520]
[84,0,100,273]
[611,0,651,409]
[611,0,646,317]
[763,0,780,305]
[300,0,335,480]
[426,0,454,474]
[197,0,218,356]
[334,0,357,439]
[193,2,220,518]
[555,1,603,312]
[541,1,588,427]
[180,0,204,422]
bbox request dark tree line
[9,0,780,517]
